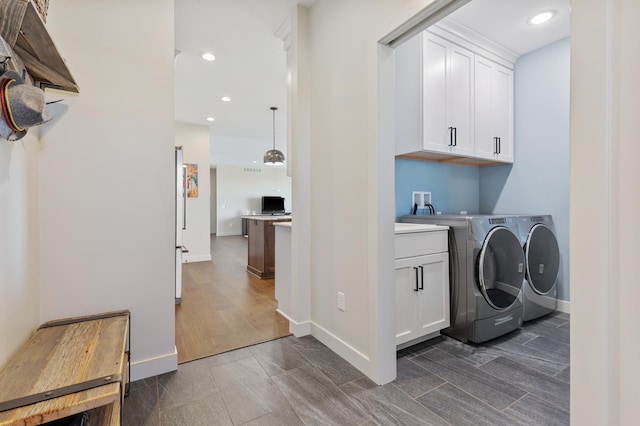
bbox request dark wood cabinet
[245,217,291,279]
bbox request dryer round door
[477,227,525,310]
[524,224,560,295]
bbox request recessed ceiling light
[221,96,231,102]
[528,11,555,25]
[206,117,215,122]
[202,52,216,61]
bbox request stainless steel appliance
[516,215,560,321]
[401,214,525,343]
[175,147,188,304]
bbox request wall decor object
[186,163,198,197]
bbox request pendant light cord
[271,106,277,149]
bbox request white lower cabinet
[395,230,450,347]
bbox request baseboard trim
[556,299,570,314]
[183,254,212,263]
[276,309,311,337]
[310,322,370,377]
[130,347,178,381]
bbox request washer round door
[524,224,560,295]
[477,227,525,310]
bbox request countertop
[395,222,448,234]
[274,222,292,228]
[241,215,292,221]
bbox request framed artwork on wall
[186,163,198,197]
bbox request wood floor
[175,235,291,364]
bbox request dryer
[401,214,525,343]
[516,215,560,321]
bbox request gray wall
[480,38,570,301]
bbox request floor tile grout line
[408,347,516,402]
[479,342,568,373]
[478,351,568,383]
[289,338,369,390]
[440,381,538,426]
[416,345,524,391]
[443,381,518,415]
[419,349,537,413]
[274,363,372,426]
[155,375,161,425]
[520,335,540,345]
[386,381,453,426]
[476,357,571,414]
[410,380,448,401]
[501,391,530,412]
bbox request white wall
[571,0,640,423]
[480,38,570,302]
[0,136,40,368]
[39,0,176,380]
[215,165,292,236]
[302,0,442,384]
[176,122,211,262]
[210,168,217,234]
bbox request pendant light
[264,106,285,165]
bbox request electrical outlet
[337,291,345,311]
[412,191,432,209]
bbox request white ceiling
[174,0,570,168]
[174,0,315,168]
[446,0,570,56]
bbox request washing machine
[516,215,560,321]
[401,214,525,343]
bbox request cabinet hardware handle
[453,127,457,146]
[448,127,454,146]
[414,267,419,291]
[494,137,499,154]
[498,137,501,154]
[419,265,424,290]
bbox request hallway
[175,235,291,363]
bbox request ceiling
[446,0,570,56]
[174,0,570,168]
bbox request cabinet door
[492,65,514,162]
[473,57,496,159]
[474,57,514,162]
[422,34,448,153]
[415,252,450,338]
[395,257,419,345]
[395,252,450,346]
[447,45,475,156]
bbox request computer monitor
[261,196,285,214]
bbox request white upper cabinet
[395,22,516,165]
[474,56,514,162]
[423,34,474,157]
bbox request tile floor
[123,312,569,425]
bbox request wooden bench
[0,311,130,425]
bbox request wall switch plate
[337,291,345,311]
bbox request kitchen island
[241,215,292,279]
